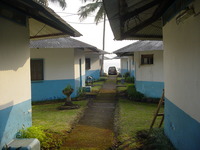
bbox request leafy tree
[36,0,66,10]
[78,0,104,24]
[78,0,106,75]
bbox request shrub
[77,87,85,97]
[117,73,122,77]
[124,72,130,78]
[127,85,144,101]
[125,76,135,83]
[16,126,62,150]
[135,128,176,150]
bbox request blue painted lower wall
[0,99,32,149]
[135,80,164,98]
[31,79,76,101]
[75,75,85,95]
[120,69,128,75]
[130,70,135,77]
[164,99,200,150]
[86,69,100,80]
[120,70,135,77]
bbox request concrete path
[61,76,117,149]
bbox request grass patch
[117,83,134,93]
[117,86,127,92]
[86,77,106,92]
[135,128,175,150]
[117,98,164,142]
[99,76,107,81]
[93,80,104,85]
[91,85,102,92]
[32,100,88,133]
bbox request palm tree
[78,0,106,75]
[37,0,66,10]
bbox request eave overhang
[1,0,82,39]
[103,0,174,40]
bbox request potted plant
[62,84,74,106]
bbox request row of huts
[114,40,164,98]
[0,0,105,148]
[103,0,200,149]
[30,37,106,101]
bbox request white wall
[120,56,134,75]
[163,0,200,122]
[0,17,31,110]
[85,54,100,70]
[120,57,128,70]
[31,48,75,80]
[134,50,163,82]
[0,16,32,148]
[74,49,85,87]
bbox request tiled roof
[113,40,163,55]
[30,37,97,50]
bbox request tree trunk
[100,13,106,76]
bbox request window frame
[141,54,154,65]
[85,58,91,70]
[30,59,44,81]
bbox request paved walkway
[61,76,117,149]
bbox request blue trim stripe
[120,69,128,75]
[130,70,135,77]
[75,75,85,95]
[164,98,200,150]
[135,80,164,98]
[31,79,76,101]
[0,99,32,149]
[86,69,100,80]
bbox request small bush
[16,126,62,150]
[125,76,135,83]
[124,72,130,78]
[77,87,85,97]
[135,128,176,150]
[127,85,144,101]
[117,73,122,77]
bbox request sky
[49,0,136,72]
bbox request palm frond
[78,2,102,22]
[94,3,105,24]
[49,0,66,10]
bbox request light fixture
[176,7,195,25]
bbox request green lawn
[86,77,107,92]
[117,83,134,92]
[117,98,164,141]
[32,100,88,133]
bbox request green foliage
[98,77,107,82]
[63,84,73,91]
[124,72,130,78]
[117,99,164,143]
[16,126,46,141]
[125,76,135,83]
[117,73,122,77]
[16,126,62,149]
[77,87,85,97]
[135,128,176,150]
[37,0,66,10]
[78,0,104,24]
[127,85,144,101]
[32,101,88,132]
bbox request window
[141,54,153,65]
[85,58,91,70]
[31,59,44,81]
